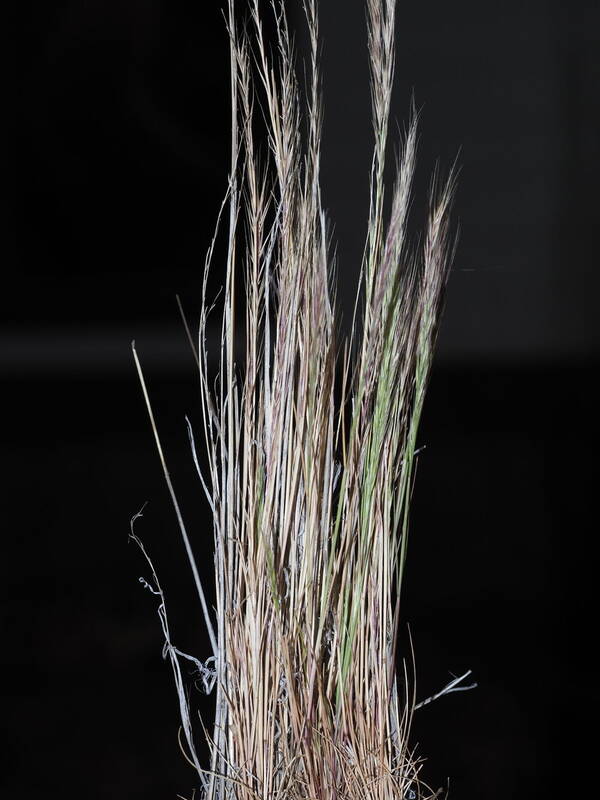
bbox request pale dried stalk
[139,1,457,798]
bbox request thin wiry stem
[136,1,460,798]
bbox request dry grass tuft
[133,1,458,798]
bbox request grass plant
[132,1,463,797]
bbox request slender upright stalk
[136,2,457,798]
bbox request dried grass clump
[133,1,459,798]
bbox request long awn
[132,1,463,798]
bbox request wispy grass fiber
[133,1,459,798]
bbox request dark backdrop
[6,0,598,797]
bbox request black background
[6,0,599,796]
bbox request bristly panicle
[139,1,457,798]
